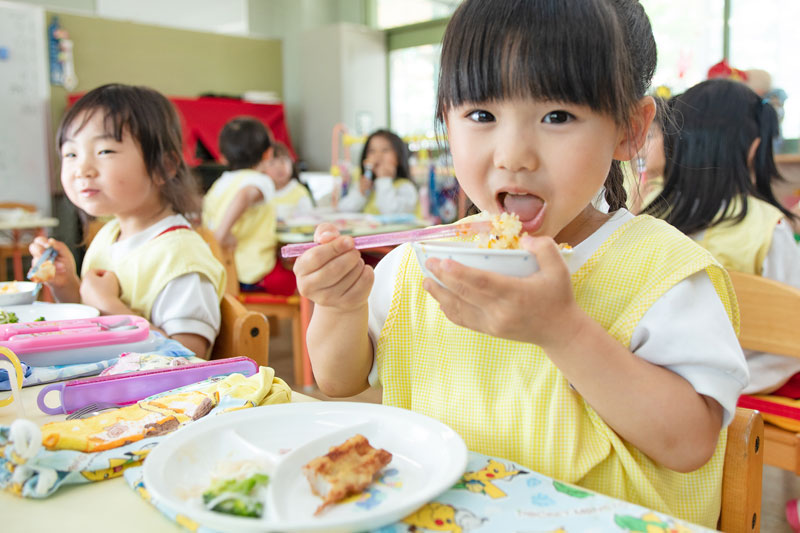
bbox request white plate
[1,302,99,323]
[144,402,468,533]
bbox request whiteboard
[0,1,52,214]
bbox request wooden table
[0,216,59,281]
[0,383,315,532]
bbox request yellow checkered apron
[696,195,784,275]
[377,215,739,528]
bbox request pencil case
[36,356,259,415]
[0,315,157,366]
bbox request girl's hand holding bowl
[415,235,578,348]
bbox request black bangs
[56,84,183,182]
[436,0,638,124]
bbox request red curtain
[67,94,295,166]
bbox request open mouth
[497,192,546,232]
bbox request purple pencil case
[37,356,259,415]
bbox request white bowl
[412,241,539,283]
[0,281,38,306]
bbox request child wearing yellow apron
[293,1,749,528]
[203,118,295,296]
[644,79,800,395]
[30,84,225,358]
[265,141,314,222]
[338,129,420,216]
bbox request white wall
[300,23,387,170]
[8,0,378,168]
[248,0,372,169]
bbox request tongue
[503,194,544,221]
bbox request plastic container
[37,356,259,415]
[0,315,157,366]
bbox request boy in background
[203,117,295,295]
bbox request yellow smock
[376,214,738,527]
[203,169,277,284]
[82,219,225,320]
[695,195,784,275]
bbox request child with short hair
[644,78,800,393]
[30,83,226,357]
[203,117,295,295]
[293,0,748,527]
[338,129,419,215]
[264,140,314,221]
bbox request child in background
[203,117,295,296]
[293,0,748,527]
[264,140,314,221]
[644,78,800,394]
[338,129,419,215]
[30,84,226,357]
[628,96,668,213]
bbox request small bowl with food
[411,213,573,282]
[0,281,38,306]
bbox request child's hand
[294,223,374,311]
[80,269,122,314]
[423,235,580,349]
[215,229,237,250]
[29,237,80,301]
[358,176,373,195]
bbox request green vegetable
[34,316,45,321]
[0,310,19,324]
[202,473,270,518]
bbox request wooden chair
[728,270,800,474]
[719,407,764,533]
[0,202,37,281]
[210,293,270,366]
[197,227,311,388]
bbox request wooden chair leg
[268,316,281,337]
[300,296,313,388]
[291,311,304,389]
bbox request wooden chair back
[719,407,764,533]
[0,202,39,281]
[196,225,311,388]
[196,226,240,296]
[210,293,269,366]
[728,270,800,476]
[728,270,800,357]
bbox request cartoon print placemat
[124,451,715,532]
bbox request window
[641,0,725,93]
[375,0,460,29]
[389,44,441,137]
[729,0,800,139]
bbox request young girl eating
[644,78,800,394]
[338,129,419,215]
[294,0,748,527]
[30,84,226,357]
